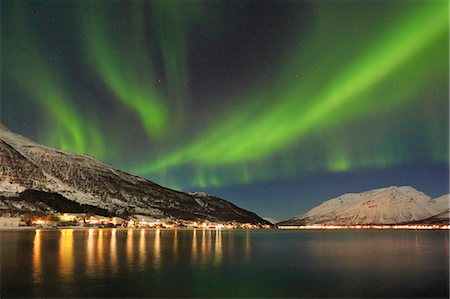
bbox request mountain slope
[278,186,443,226]
[0,124,269,224]
[406,209,449,225]
[434,194,449,212]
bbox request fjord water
[1,229,448,298]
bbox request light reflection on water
[4,229,449,298]
[32,229,41,290]
[59,229,74,283]
[32,230,41,275]
[153,228,161,270]
[97,229,104,267]
[86,228,95,277]
[126,228,133,266]
[191,228,197,264]
[201,228,206,259]
[110,229,117,271]
[214,228,222,265]
[138,229,146,269]
[172,229,178,257]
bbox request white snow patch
[292,186,443,225]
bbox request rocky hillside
[0,124,269,225]
[278,186,448,226]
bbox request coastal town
[1,212,449,230]
[0,212,270,229]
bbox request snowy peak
[279,186,446,226]
[336,188,439,224]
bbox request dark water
[1,229,448,298]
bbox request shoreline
[0,226,267,231]
[0,226,448,231]
[278,225,450,230]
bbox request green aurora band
[3,5,105,157]
[132,1,448,188]
[2,1,448,190]
[151,0,199,128]
[81,2,167,138]
[81,1,206,137]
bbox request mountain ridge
[0,124,270,225]
[278,186,449,226]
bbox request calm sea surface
[1,229,448,298]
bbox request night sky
[1,0,448,221]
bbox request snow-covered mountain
[405,209,449,226]
[434,194,449,212]
[0,124,270,225]
[278,186,448,226]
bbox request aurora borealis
[2,0,448,219]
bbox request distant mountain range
[0,124,270,225]
[278,186,449,226]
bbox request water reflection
[20,229,449,298]
[208,230,213,254]
[126,229,134,265]
[153,229,161,270]
[245,229,251,261]
[97,229,104,267]
[32,230,42,285]
[192,229,197,263]
[110,229,117,271]
[415,231,421,249]
[86,228,95,277]
[138,229,147,269]
[59,229,74,283]
[173,230,178,257]
[214,229,222,265]
[201,229,206,258]
[32,229,243,278]
[445,231,449,253]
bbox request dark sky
[1,0,449,221]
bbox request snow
[0,124,41,149]
[434,209,450,220]
[291,186,404,221]
[1,126,145,210]
[291,186,444,225]
[189,191,210,197]
[262,217,278,224]
[1,124,267,223]
[434,194,450,212]
[0,124,100,163]
[0,181,25,196]
[193,196,207,208]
